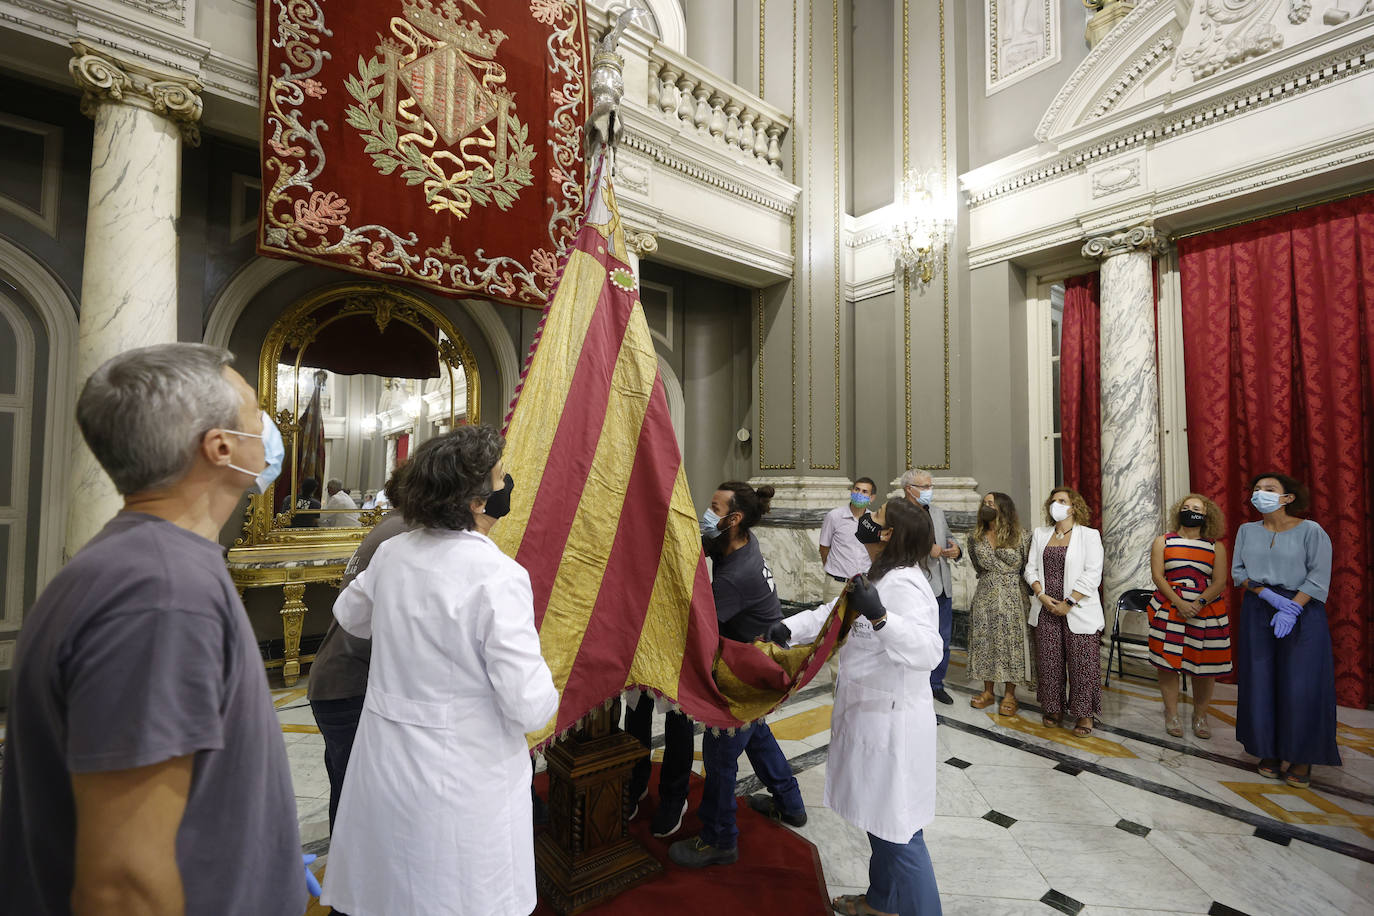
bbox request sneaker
[668,835,739,868]
[650,797,688,837]
[932,688,954,705]
[746,793,808,827]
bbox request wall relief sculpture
[986,0,1062,94]
[1174,0,1317,79]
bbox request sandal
[999,695,1019,716]
[970,690,995,709]
[1192,717,1211,740]
[1165,714,1184,738]
[1284,765,1311,789]
[1042,714,1060,728]
[1073,717,1094,737]
[1257,759,1282,779]
[832,894,895,916]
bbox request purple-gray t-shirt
[0,513,305,916]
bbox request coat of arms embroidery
[344,0,538,218]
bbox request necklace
[1051,526,1072,541]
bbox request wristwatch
[1065,597,1078,607]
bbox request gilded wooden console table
[226,544,354,686]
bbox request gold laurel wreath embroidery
[258,0,587,305]
[343,55,538,219]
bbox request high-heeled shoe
[1192,716,1211,739]
[1165,713,1183,738]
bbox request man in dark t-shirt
[0,344,307,916]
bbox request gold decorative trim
[902,0,953,471]
[755,0,798,471]
[758,0,766,99]
[235,281,481,548]
[820,0,841,472]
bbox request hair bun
[755,484,775,512]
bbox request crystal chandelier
[890,169,954,293]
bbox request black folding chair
[1104,588,1159,687]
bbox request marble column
[1083,223,1165,615]
[65,43,202,555]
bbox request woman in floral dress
[967,492,1033,716]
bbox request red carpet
[533,767,833,915]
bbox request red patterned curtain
[1060,271,1103,528]
[1178,191,1374,708]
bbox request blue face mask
[1251,490,1282,514]
[850,492,872,508]
[916,487,934,506]
[225,410,285,495]
[700,508,725,539]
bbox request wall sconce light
[890,168,954,294]
[403,397,422,421]
[361,415,378,437]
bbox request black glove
[847,574,887,622]
[765,621,792,648]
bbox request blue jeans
[868,830,942,915]
[930,594,953,690]
[698,722,803,849]
[309,695,365,831]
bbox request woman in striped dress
[1147,493,1232,739]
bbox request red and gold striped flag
[493,159,852,747]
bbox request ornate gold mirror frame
[235,282,480,550]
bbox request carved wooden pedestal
[536,705,663,914]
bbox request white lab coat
[1023,524,1105,634]
[321,528,559,916]
[786,566,944,843]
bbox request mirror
[236,283,480,547]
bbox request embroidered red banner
[257,0,590,307]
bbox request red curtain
[1179,191,1374,709]
[1060,271,1103,528]
[396,433,410,466]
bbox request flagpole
[533,12,666,914]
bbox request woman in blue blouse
[1231,472,1341,787]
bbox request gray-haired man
[902,469,961,705]
[0,343,310,915]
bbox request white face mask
[1050,501,1073,523]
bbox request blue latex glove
[1270,606,1300,638]
[1256,588,1287,610]
[302,853,322,897]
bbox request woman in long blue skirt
[1231,472,1341,787]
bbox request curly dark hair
[1168,493,1226,540]
[867,498,936,583]
[1248,471,1309,514]
[396,425,504,531]
[717,481,775,533]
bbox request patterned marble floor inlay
[275,647,1374,915]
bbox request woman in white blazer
[1023,486,1104,737]
[782,498,946,916]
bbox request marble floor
[277,649,1374,915]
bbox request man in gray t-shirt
[0,343,307,915]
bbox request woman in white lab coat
[1023,486,1104,737]
[783,498,945,916]
[321,426,559,916]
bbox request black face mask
[1178,508,1206,530]
[978,505,998,523]
[855,512,886,544]
[484,473,515,519]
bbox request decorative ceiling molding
[1035,0,1176,142]
[968,32,1374,207]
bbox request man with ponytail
[668,482,808,868]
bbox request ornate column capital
[1081,221,1165,261]
[626,230,658,259]
[69,42,203,146]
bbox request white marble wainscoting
[1087,226,1165,614]
[278,647,1374,915]
[753,521,826,604]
